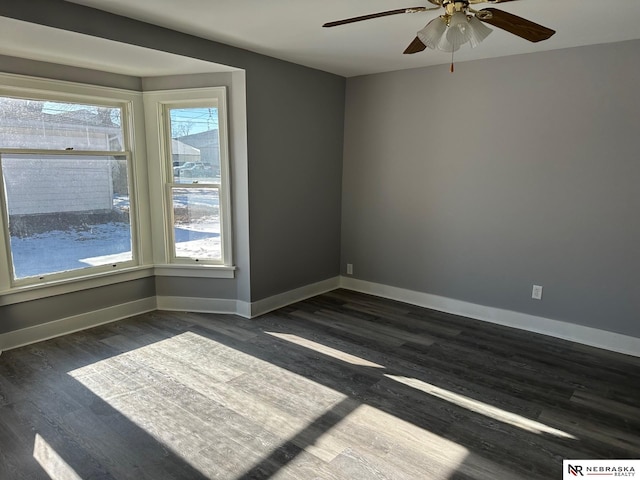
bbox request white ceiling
[0,17,234,78]
[4,0,640,77]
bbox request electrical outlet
[346,263,353,275]
[532,285,543,300]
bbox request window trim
[143,87,234,274]
[0,72,151,291]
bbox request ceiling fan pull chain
[450,49,455,73]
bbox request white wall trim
[250,276,341,318]
[155,276,341,319]
[340,277,640,358]
[235,300,252,319]
[0,267,154,307]
[156,296,240,315]
[0,297,156,353]
[0,277,339,354]
[6,275,634,358]
[154,264,236,279]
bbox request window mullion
[0,154,13,291]
[0,148,127,157]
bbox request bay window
[0,75,234,295]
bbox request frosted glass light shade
[417,17,447,50]
[468,16,493,48]
[418,13,493,53]
[445,12,472,50]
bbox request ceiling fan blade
[323,7,430,28]
[403,37,427,54]
[477,8,555,42]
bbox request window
[144,88,233,273]
[0,94,137,285]
[168,106,222,262]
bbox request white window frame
[0,74,149,291]
[143,87,234,278]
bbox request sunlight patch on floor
[63,330,487,478]
[33,434,83,480]
[386,374,577,439]
[66,331,351,477]
[343,403,470,478]
[265,331,385,368]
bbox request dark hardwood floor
[1,289,639,479]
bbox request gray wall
[342,40,640,338]
[0,279,154,334]
[246,62,344,299]
[0,0,345,335]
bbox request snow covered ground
[10,221,220,279]
[10,222,133,278]
[8,192,221,280]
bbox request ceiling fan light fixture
[417,10,491,53]
[325,0,557,63]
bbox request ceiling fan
[323,0,555,70]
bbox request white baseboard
[340,277,640,358]
[156,296,242,316]
[0,297,157,353]
[156,276,341,319]
[4,275,634,358]
[0,277,340,353]
[236,300,252,319]
[250,276,341,318]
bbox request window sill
[0,266,155,307]
[153,264,236,279]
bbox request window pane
[0,97,124,151]
[169,107,220,184]
[171,187,220,261]
[1,154,132,279]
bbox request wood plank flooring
[1,289,639,479]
